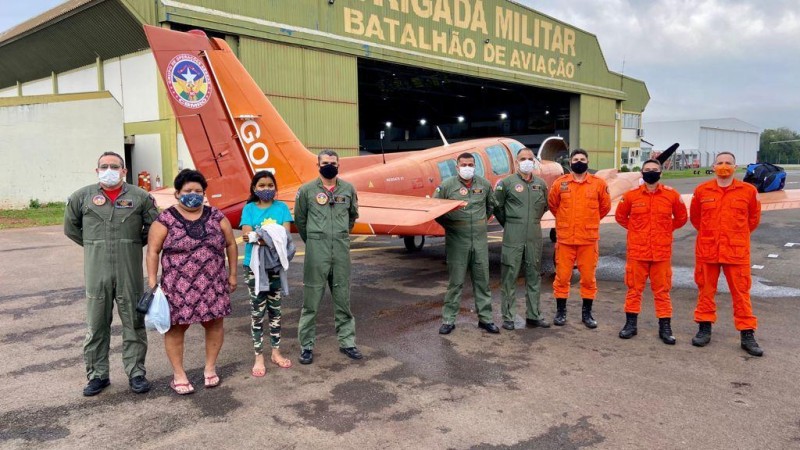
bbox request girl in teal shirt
[240,171,293,376]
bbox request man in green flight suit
[494,148,551,331]
[64,152,158,396]
[435,152,500,334]
[295,149,361,364]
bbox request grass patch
[0,202,65,230]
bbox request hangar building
[641,118,761,169]
[0,0,649,207]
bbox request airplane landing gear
[404,236,425,252]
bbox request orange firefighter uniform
[548,173,612,299]
[615,183,688,317]
[690,179,760,330]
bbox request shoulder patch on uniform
[295,191,301,199]
[434,186,442,193]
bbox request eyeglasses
[99,164,122,170]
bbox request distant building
[641,118,761,169]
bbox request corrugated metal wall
[239,37,359,156]
[576,94,617,168]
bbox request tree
[759,128,800,164]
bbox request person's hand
[242,233,249,243]
[228,274,238,293]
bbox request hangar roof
[0,0,149,89]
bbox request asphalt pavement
[1,174,799,449]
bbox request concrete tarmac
[1,175,799,449]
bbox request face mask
[179,193,204,208]
[98,169,121,186]
[255,189,276,202]
[519,160,536,174]
[319,164,338,179]
[714,165,735,178]
[458,166,475,180]
[570,161,588,174]
[642,171,661,184]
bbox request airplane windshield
[437,160,457,180]
[471,152,486,177]
[486,145,511,175]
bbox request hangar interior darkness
[357,59,571,154]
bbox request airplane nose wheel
[404,236,425,252]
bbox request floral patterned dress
[157,206,231,325]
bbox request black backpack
[744,163,786,193]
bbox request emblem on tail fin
[167,54,212,109]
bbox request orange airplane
[144,26,800,249]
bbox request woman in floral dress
[146,169,238,394]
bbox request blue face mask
[255,189,276,202]
[179,193,204,208]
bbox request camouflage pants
[243,266,282,354]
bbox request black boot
[691,322,712,347]
[553,298,567,326]
[581,299,597,329]
[618,313,638,339]
[740,330,764,357]
[658,318,676,345]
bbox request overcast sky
[519,0,800,130]
[2,0,797,131]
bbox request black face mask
[319,164,338,179]
[642,171,661,184]
[570,161,588,174]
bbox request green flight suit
[295,178,359,350]
[434,175,497,325]
[64,183,158,380]
[494,173,549,322]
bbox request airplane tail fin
[144,26,318,216]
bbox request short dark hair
[247,170,278,203]
[517,147,535,158]
[641,159,661,170]
[716,151,736,162]
[173,169,208,191]
[456,152,474,162]
[569,148,589,159]
[318,149,339,163]
[97,151,125,168]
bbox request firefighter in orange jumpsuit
[548,149,611,328]
[690,151,763,356]
[615,160,687,344]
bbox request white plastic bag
[144,286,171,334]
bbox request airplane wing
[278,189,465,235]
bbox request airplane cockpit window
[508,141,526,156]
[471,152,486,177]
[437,160,457,180]
[486,145,510,175]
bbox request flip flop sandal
[251,366,266,378]
[170,380,195,395]
[271,357,292,369]
[204,374,220,388]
